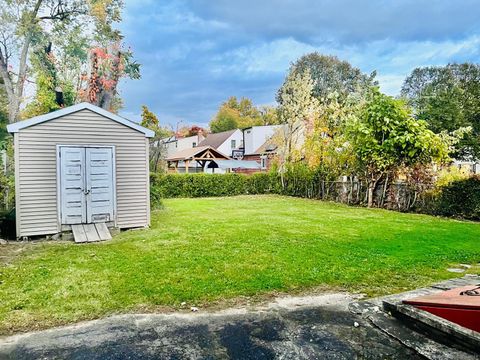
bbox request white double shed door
[58,145,115,225]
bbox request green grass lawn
[1,195,479,334]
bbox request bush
[245,172,278,194]
[435,166,470,187]
[150,186,164,210]
[434,176,480,220]
[0,208,16,239]
[150,173,275,198]
[150,172,480,221]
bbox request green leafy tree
[278,53,377,105]
[304,92,358,181]
[22,40,77,118]
[0,78,13,209]
[401,63,480,159]
[349,88,449,207]
[0,0,86,122]
[275,69,319,184]
[210,105,241,133]
[236,97,260,127]
[141,105,171,172]
[210,96,268,133]
[0,0,137,121]
[258,105,281,125]
[140,105,159,131]
[277,56,371,184]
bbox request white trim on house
[7,102,155,138]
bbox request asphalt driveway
[0,293,424,360]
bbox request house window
[231,139,236,149]
[260,155,267,170]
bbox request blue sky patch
[118,0,480,127]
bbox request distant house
[159,133,205,172]
[198,129,243,158]
[166,145,261,174]
[452,159,480,175]
[164,126,285,174]
[242,125,281,156]
[166,146,229,173]
[240,125,282,172]
[161,133,205,158]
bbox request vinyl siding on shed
[15,109,149,237]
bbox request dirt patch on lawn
[0,243,30,266]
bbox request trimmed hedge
[150,173,278,200]
[150,173,480,221]
[434,176,480,220]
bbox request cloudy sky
[118,0,480,127]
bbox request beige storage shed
[7,103,154,239]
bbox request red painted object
[403,285,480,333]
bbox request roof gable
[198,129,238,149]
[6,102,154,138]
[166,146,230,161]
[254,138,278,154]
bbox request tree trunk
[367,185,374,207]
[380,174,389,208]
[367,177,379,208]
[153,142,164,173]
[0,0,43,123]
[7,98,20,124]
[0,57,22,123]
[349,177,354,204]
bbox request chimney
[55,86,64,107]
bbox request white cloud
[376,75,406,96]
[210,35,480,95]
[119,0,480,124]
[212,38,319,76]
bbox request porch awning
[213,159,261,170]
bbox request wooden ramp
[72,223,112,243]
